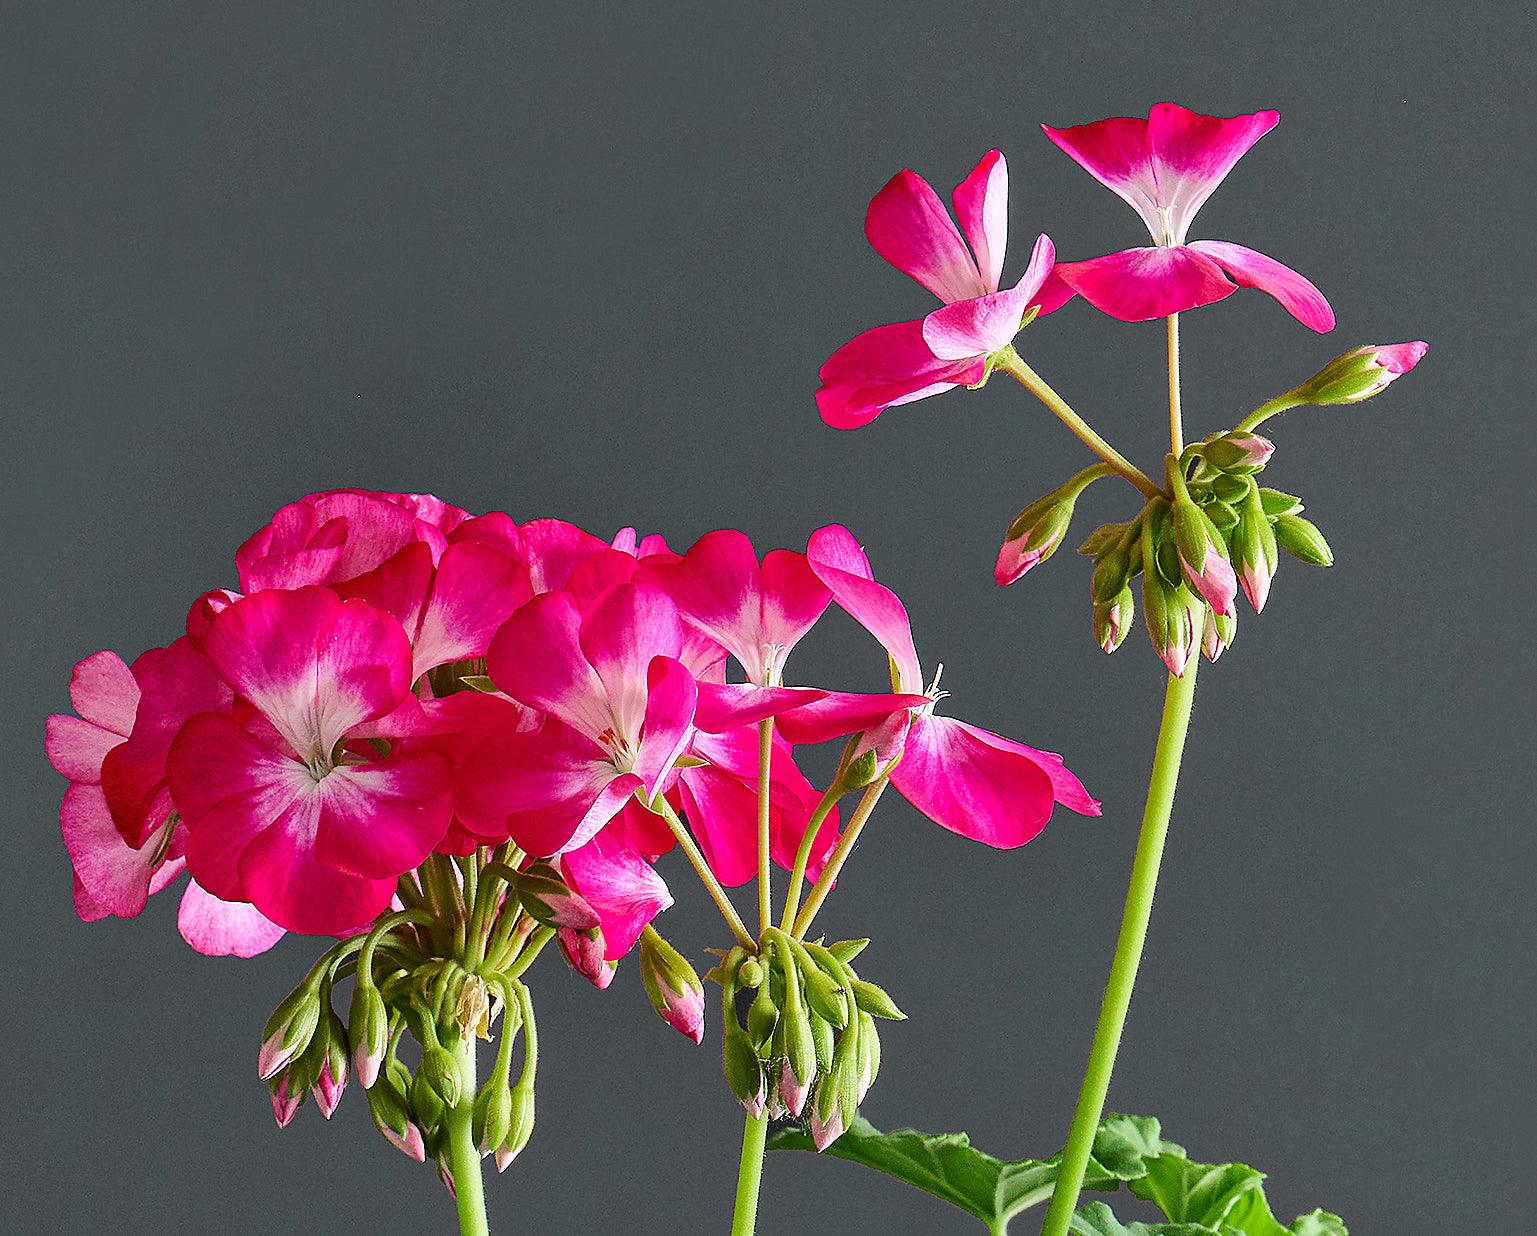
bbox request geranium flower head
[1042,103,1334,331]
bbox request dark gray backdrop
[5,2,1531,1232]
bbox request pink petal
[46,714,125,784]
[673,763,760,886]
[951,150,1008,294]
[310,750,454,879]
[205,588,414,760]
[1187,240,1335,332]
[1041,114,1164,240]
[1375,340,1429,374]
[237,491,423,592]
[516,518,611,594]
[888,714,1058,847]
[692,683,830,733]
[638,530,763,680]
[487,591,613,742]
[864,169,986,303]
[805,525,923,694]
[61,783,178,918]
[759,550,831,668]
[563,828,673,960]
[67,650,139,734]
[177,880,286,956]
[632,657,698,797]
[816,319,983,430]
[946,723,1101,817]
[408,540,534,677]
[924,232,1056,361]
[773,690,928,746]
[1147,103,1278,243]
[1052,246,1237,322]
[579,584,685,741]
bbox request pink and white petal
[177,880,286,957]
[637,530,762,680]
[61,783,162,917]
[45,714,124,783]
[334,541,435,636]
[692,683,830,733]
[817,319,983,430]
[67,650,139,735]
[940,720,1101,816]
[487,591,612,741]
[207,588,413,757]
[887,714,1057,847]
[805,525,923,694]
[759,550,831,665]
[311,750,454,879]
[579,584,685,741]
[951,149,1008,294]
[1041,115,1163,240]
[865,169,986,303]
[563,829,673,960]
[409,540,534,677]
[517,518,612,595]
[1053,247,1237,322]
[566,548,643,610]
[1148,103,1278,242]
[633,656,698,797]
[773,691,929,746]
[73,873,110,922]
[921,283,1035,361]
[1187,240,1335,332]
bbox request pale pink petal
[951,150,1008,293]
[1041,114,1163,240]
[805,525,923,694]
[73,873,109,922]
[67,650,139,734]
[205,588,413,759]
[759,550,831,668]
[563,829,673,960]
[632,656,698,797]
[1187,240,1335,332]
[45,715,124,784]
[408,540,534,677]
[864,169,986,302]
[817,319,984,430]
[921,234,1057,359]
[487,591,612,741]
[311,750,453,879]
[887,714,1057,847]
[1148,103,1278,243]
[1052,246,1236,322]
[61,783,174,918]
[579,584,685,741]
[177,880,286,957]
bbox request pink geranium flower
[818,151,1064,429]
[1042,103,1334,331]
[167,587,454,935]
[804,526,1100,846]
[46,647,284,956]
[456,583,699,858]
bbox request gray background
[4,2,1531,1232]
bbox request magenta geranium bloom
[804,526,1100,847]
[818,150,1064,429]
[1041,102,1335,331]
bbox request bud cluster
[712,933,904,1150]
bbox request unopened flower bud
[495,1083,535,1171]
[737,957,765,989]
[811,1011,836,1073]
[259,982,321,1080]
[857,1011,881,1102]
[557,925,612,988]
[639,927,706,1044]
[1257,487,1303,519]
[1093,588,1135,654]
[410,1064,448,1134]
[313,1015,349,1118]
[1143,572,1200,679]
[1296,341,1429,406]
[825,939,870,964]
[516,863,602,931]
[1202,431,1274,474]
[1203,608,1236,663]
[473,1082,513,1155]
[724,1026,766,1115]
[269,1074,303,1128]
[1230,484,1279,612]
[995,494,1075,586]
[746,981,779,1049]
[367,1074,426,1162]
[838,746,882,792]
[420,1046,463,1109]
[779,1059,811,1118]
[347,981,389,1090]
[850,979,906,1021]
[1274,514,1334,567]
[1172,498,1237,618]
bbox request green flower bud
[259,980,322,1080]
[1093,587,1135,654]
[347,981,389,1090]
[1257,486,1304,518]
[1274,514,1334,566]
[473,1081,513,1154]
[723,1024,766,1116]
[850,979,906,1021]
[1201,431,1275,474]
[824,939,870,965]
[737,956,765,989]
[496,1083,535,1171]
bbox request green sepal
[1256,487,1304,518]
[825,938,870,964]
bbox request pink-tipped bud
[388,1121,427,1162]
[779,1059,810,1118]
[809,1100,846,1151]
[1298,341,1429,405]
[558,925,611,988]
[1173,500,1237,618]
[1093,588,1134,654]
[1202,609,1236,663]
[270,1076,302,1128]
[436,1157,457,1198]
[348,981,388,1090]
[639,926,705,1044]
[516,863,602,931]
[1202,431,1274,474]
[313,1054,347,1119]
[258,984,321,1081]
[995,472,1101,586]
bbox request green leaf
[1130,1155,1265,1226]
[1068,1201,1219,1236]
[769,1112,1181,1232]
[1218,1190,1348,1236]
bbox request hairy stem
[1037,657,1201,1236]
[1167,313,1184,454]
[651,796,757,950]
[791,775,890,939]
[730,1109,770,1236]
[445,1034,490,1236]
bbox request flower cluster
[47,487,1097,1170]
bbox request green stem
[445,1033,490,1236]
[778,782,842,933]
[791,774,890,940]
[1166,314,1184,454]
[756,717,774,934]
[1235,393,1304,432]
[1037,657,1201,1236]
[650,795,757,950]
[730,1109,770,1236]
[1000,355,1162,499]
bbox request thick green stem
[730,1109,770,1236]
[1000,355,1162,499]
[445,1034,491,1236]
[1038,658,1201,1236]
[756,717,774,933]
